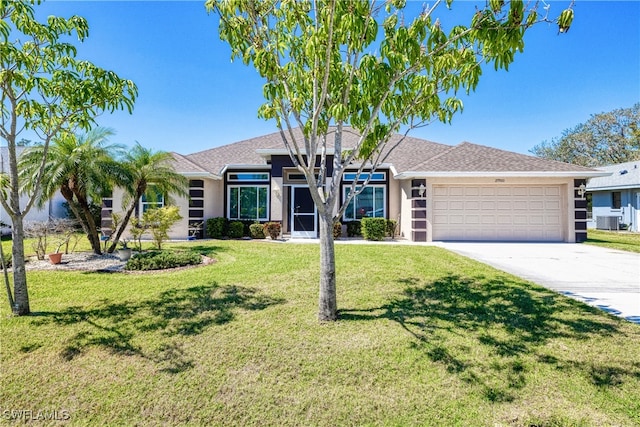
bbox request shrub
[206,217,228,239]
[333,221,342,239]
[386,219,397,238]
[345,221,361,237]
[263,222,281,240]
[361,218,387,241]
[249,223,266,239]
[142,206,182,250]
[228,221,244,238]
[239,220,254,237]
[124,250,201,271]
[2,251,11,268]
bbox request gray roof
[180,127,604,178]
[169,152,214,176]
[586,161,640,190]
[407,142,600,173]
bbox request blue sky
[32,1,640,156]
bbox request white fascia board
[219,164,273,175]
[181,172,221,180]
[394,171,613,179]
[586,184,640,191]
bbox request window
[140,190,164,213]
[227,172,269,182]
[612,191,621,210]
[228,186,269,221]
[343,185,386,221]
[343,172,386,182]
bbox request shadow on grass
[34,283,284,373]
[340,274,636,402]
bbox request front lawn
[1,240,638,426]
[586,229,640,253]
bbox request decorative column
[411,179,427,242]
[574,179,588,243]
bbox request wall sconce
[274,188,281,200]
[577,183,586,199]
[418,183,426,197]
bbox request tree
[530,104,640,167]
[19,127,127,255]
[208,0,575,321]
[141,205,182,250]
[105,143,188,254]
[0,0,137,315]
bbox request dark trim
[411,209,426,219]
[412,199,426,209]
[412,220,427,229]
[412,231,427,242]
[574,199,587,209]
[575,231,588,243]
[574,210,587,220]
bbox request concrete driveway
[438,242,640,324]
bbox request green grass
[1,240,639,426]
[586,229,640,253]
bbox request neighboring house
[105,127,608,243]
[0,147,66,233]
[586,161,640,232]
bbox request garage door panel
[432,185,564,242]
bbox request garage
[431,184,564,241]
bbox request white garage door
[432,185,564,241]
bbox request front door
[291,186,317,238]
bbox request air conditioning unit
[596,216,621,230]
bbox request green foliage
[386,219,398,238]
[2,251,11,268]
[141,206,182,250]
[124,250,201,271]
[333,221,342,239]
[345,221,361,237]
[106,143,189,253]
[208,0,575,321]
[206,217,228,239]
[227,221,244,239]
[19,128,126,254]
[3,241,638,425]
[530,104,640,166]
[249,223,266,239]
[361,217,387,241]
[263,222,282,240]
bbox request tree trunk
[107,200,138,253]
[318,212,337,321]
[10,215,29,315]
[81,202,102,255]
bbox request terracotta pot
[48,252,63,265]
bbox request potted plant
[117,239,132,261]
[48,240,65,265]
[263,222,282,240]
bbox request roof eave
[219,164,273,175]
[180,172,221,180]
[394,171,612,179]
[586,184,640,191]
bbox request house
[586,160,640,232]
[104,127,609,243]
[0,147,67,233]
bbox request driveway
[438,242,640,324]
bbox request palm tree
[106,143,188,253]
[19,128,126,254]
